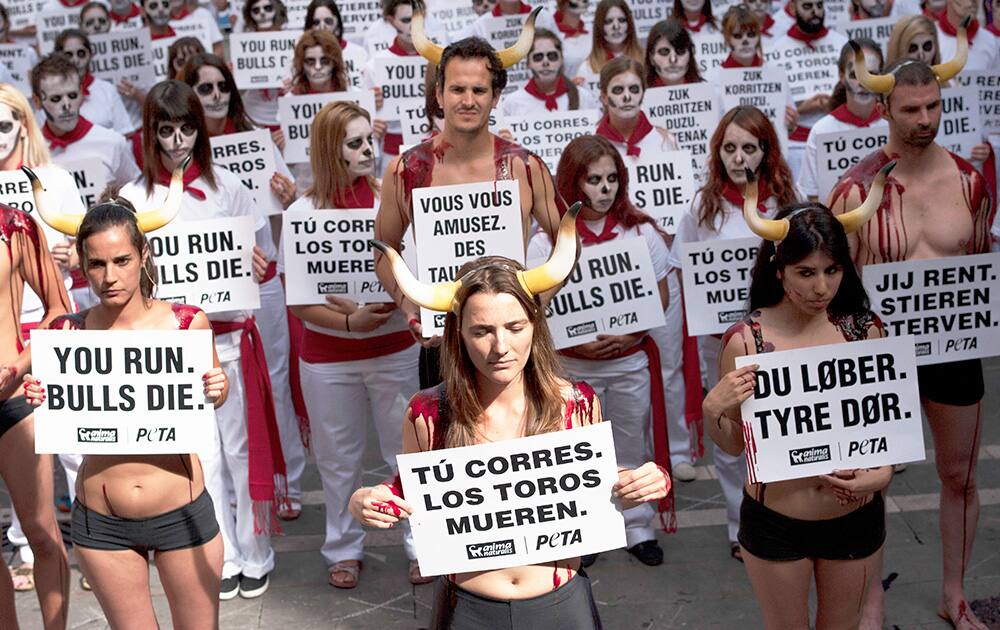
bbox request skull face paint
[341,116,375,180]
[651,37,689,84]
[59,36,92,76]
[309,6,339,32]
[81,6,111,34]
[388,3,413,45]
[742,0,772,20]
[303,45,334,86]
[905,33,936,64]
[143,0,172,27]
[194,65,231,120]
[603,71,643,121]
[156,119,198,168]
[603,7,628,47]
[580,155,619,215]
[471,0,497,16]
[794,0,824,34]
[565,0,588,15]
[38,74,83,134]
[250,0,277,29]
[528,38,562,83]
[720,122,764,185]
[0,105,22,163]
[844,49,880,106]
[857,0,887,16]
[727,28,760,64]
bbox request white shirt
[600,123,680,165]
[559,32,592,78]
[572,58,602,96]
[174,7,224,45]
[341,40,369,90]
[500,83,600,117]
[936,22,1000,72]
[82,76,135,135]
[48,122,140,194]
[242,89,280,127]
[668,190,782,270]
[798,111,887,198]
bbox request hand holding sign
[820,467,894,506]
[349,483,414,529]
[613,461,670,509]
[703,363,760,424]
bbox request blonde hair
[0,84,51,168]
[886,15,941,66]
[306,100,378,206]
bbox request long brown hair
[643,19,702,85]
[671,0,716,29]
[305,100,378,206]
[439,258,568,448]
[290,29,348,93]
[698,106,797,230]
[180,52,258,132]
[531,28,580,109]
[587,0,643,73]
[141,80,217,195]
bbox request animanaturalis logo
[466,539,516,559]
[788,445,831,466]
[317,281,347,294]
[77,428,118,443]
[566,322,598,338]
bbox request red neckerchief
[784,1,794,16]
[171,6,191,19]
[577,212,620,244]
[829,103,880,127]
[110,3,142,22]
[81,72,94,97]
[524,76,568,111]
[761,14,775,36]
[937,10,979,44]
[787,24,829,49]
[722,179,771,213]
[59,0,86,6]
[43,116,93,150]
[333,176,376,208]
[339,38,349,49]
[388,38,416,56]
[151,25,177,40]
[492,1,531,16]
[684,15,708,32]
[596,112,654,157]
[156,159,206,200]
[554,10,587,36]
[987,23,1000,36]
[210,118,240,136]
[721,53,762,67]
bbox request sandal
[408,561,435,585]
[328,560,361,589]
[10,565,34,592]
[730,542,744,563]
[277,500,302,521]
[80,576,91,591]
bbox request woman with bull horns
[20,167,229,628]
[703,162,896,629]
[349,206,670,629]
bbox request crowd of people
[0,0,997,626]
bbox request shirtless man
[828,57,994,630]
[374,12,563,385]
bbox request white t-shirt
[242,89,280,127]
[174,7,224,45]
[572,57,602,96]
[48,122,141,192]
[82,77,135,135]
[341,39,369,90]
[559,32,592,78]
[936,22,999,72]
[500,83,600,117]
[798,112,887,199]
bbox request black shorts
[72,490,220,553]
[917,359,984,406]
[431,570,602,630]
[0,396,33,441]
[738,490,885,561]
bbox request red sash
[300,328,415,363]
[110,3,142,23]
[156,161,206,200]
[721,53,762,68]
[492,1,530,15]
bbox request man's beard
[796,14,823,33]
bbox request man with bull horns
[828,26,995,628]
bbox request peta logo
[788,445,831,466]
[77,428,118,443]
[717,310,745,324]
[317,281,347,294]
[466,539,516,560]
[566,322,597,338]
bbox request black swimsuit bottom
[0,396,33,441]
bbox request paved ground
[5,357,999,629]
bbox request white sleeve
[526,229,553,263]
[107,86,135,136]
[669,202,701,271]
[113,136,142,186]
[797,128,820,198]
[640,223,670,281]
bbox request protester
[107,0,144,28]
[672,0,719,33]
[742,0,778,42]
[304,0,368,87]
[850,0,895,19]
[644,19,703,87]
[141,0,176,41]
[596,57,679,160]
[243,0,287,31]
[53,29,134,135]
[552,0,591,75]
[887,14,941,65]
[574,0,644,93]
[79,2,111,34]
[501,28,600,117]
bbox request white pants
[299,345,419,567]
[701,335,745,543]
[648,273,694,468]
[9,453,82,564]
[201,355,275,580]
[561,354,655,548]
[256,275,305,502]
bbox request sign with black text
[399,422,625,576]
[955,72,1000,134]
[628,0,669,39]
[644,83,720,184]
[210,130,283,215]
[627,150,695,234]
[479,14,533,94]
[680,237,759,336]
[278,90,376,163]
[373,56,428,122]
[33,330,215,454]
[718,65,790,153]
[840,17,896,52]
[282,209,390,304]
[60,159,108,209]
[814,125,888,200]
[5,0,41,30]
[88,28,156,90]
[735,335,924,483]
[764,38,841,101]
[506,110,602,173]
[147,216,261,312]
[37,6,79,54]
[0,44,34,96]
[151,26,213,81]
[0,169,40,215]
[231,30,300,89]
[937,85,982,157]
[862,253,1000,364]
[544,237,666,348]
[692,30,729,75]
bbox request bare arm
[526,154,563,242]
[374,155,416,316]
[191,311,229,408]
[704,328,756,456]
[826,177,865,262]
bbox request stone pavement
[6,358,1000,629]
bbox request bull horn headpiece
[371,201,581,314]
[411,0,541,68]
[742,161,895,241]
[850,18,968,94]
[23,157,188,236]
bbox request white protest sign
[814,125,888,200]
[0,44,33,96]
[938,85,982,157]
[33,329,215,455]
[88,28,156,90]
[425,0,480,34]
[37,6,79,55]
[399,422,625,576]
[823,0,851,24]
[840,17,896,52]
[0,169,40,215]
[5,0,41,30]
[627,150,695,234]
[544,237,666,348]
[863,253,1000,365]
[735,335,924,483]
[148,216,261,312]
[480,14,533,94]
[644,83,720,184]
[282,209,390,304]
[172,12,215,40]
[399,97,434,146]
[412,180,525,336]
[336,0,383,41]
[718,66,790,153]
[955,72,1000,134]
[278,90,376,163]
[230,30,300,89]
[373,56,428,121]
[506,109,603,173]
[680,237,759,336]
[628,0,669,40]
[692,30,730,75]
[210,130,283,216]
[765,37,841,101]
[60,159,109,209]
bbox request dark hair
[829,38,883,110]
[671,0,716,30]
[54,28,92,54]
[748,203,869,317]
[530,28,580,109]
[75,197,158,299]
[599,55,646,93]
[424,61,443,127]
[881,58,938,107]
[0,4,9,29]
[438,37,507,96]
[304,0,344,38]
[80,2,110,21]
[30,53,80,98]
[243,0,288,30]
[180,52,258,131]
[382,0,410,17]
[167,36,206,78]
[141,80,217,194]
[644,19,702,85]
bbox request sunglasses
[195,80,232,95]
[530,51,560,63]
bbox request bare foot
[938,598,989,630]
